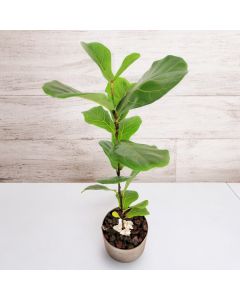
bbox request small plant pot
[102,209,148,263]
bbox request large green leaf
[115,53,140,78]
[97,176,130,184]
[117,55,188,115]
[113,141,170,171]
[81,42,114,81]
[118,116,142,141]
[82,106,114,133]
[105,77,132,107]
[42,80,113,110]
[99,140,119,170]
[126,207,150,218]
[122,190,139,210]
[81,184,115,193]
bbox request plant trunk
[113,110,124,229]
[110,81,124,229]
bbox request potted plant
[42,41,188,262]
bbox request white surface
[229,183,240,200]
[0,183,240,270]
[0,0,239,30]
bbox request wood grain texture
[1,96,240,140]
[0,31,239,182]
[0,139,175,182]
[1,31,240,96]
[177,139,240,182]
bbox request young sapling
[42,41,188,236]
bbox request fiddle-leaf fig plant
[42,41,188,236]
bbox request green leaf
[115,53,140,78]
[113,141,170,171]
[118,116,142,141]
[122,190,139,210]
[117,109,130,122]
[112,211,120,218]
[42,80,113,110]
[81,184,115,193]
[82,106,114,133]
[99,140,119,170]
[131,200,149,209]
[97,176,130,184]
[126,207,150,218]
[123,170,139,192]
[105,77,132,107]
[81,42,114,81]
[117,55,188,114]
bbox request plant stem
[113,110,124,213]
[110,81,124,229]
[123,170,139,193]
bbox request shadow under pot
[102,208,148,263]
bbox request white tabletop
[0,183,239,269]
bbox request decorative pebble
[132,236,139,246]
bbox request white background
[1,0,240,299]
[0,0,239,30]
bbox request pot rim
[102,208,148,252]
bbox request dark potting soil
[102,208,148,250]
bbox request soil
[102,208,148,250]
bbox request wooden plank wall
[0,31,240,182]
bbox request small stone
[110,235,116,242]
[113,219,133,236]
[112,219,118,225]
[131,230,140,235]
[134,219,141,225]
[116,240,123,248]
[132,236,139,246]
